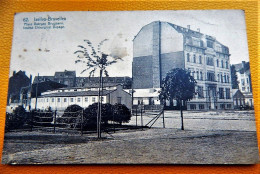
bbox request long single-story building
[31,85,132,110]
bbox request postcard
[1,10,259,164]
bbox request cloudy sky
[10,10,249,79]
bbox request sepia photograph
[1,10,259,164]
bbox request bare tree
[74,39,122,138]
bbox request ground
[1,110,259,164]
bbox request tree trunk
[169,98,174,108]
[180,100,184,130]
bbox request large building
[132,21,233,110]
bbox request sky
[10,10,249,79]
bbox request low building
[232,89,245,109]
[31,85,132,110]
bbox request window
[246,78,249,84]
[193,55,196,63]
[64,98,67,102]
[187,53,190,62]
[226,88,231,99]
[117,97,121,104]
[190,104,196,110]
[241,79,245,86]
[199,104,205,109]
[220,104,225,109]
[221,74,223,83]
[196,71,199,80]
[242,87,245,91]
[70,98,74,102]
[227,104,232,109]
[57,98,60,102]
[219,88,224,99]
[46,98,48,102]
[77,98,81,102]
[226,61,228,69]
[200,72,203,80]
[207,72,215,81]
[92,97,96,102]
[207,40,213,48]
[217,74,220,82]
[85,97,88,102]
[101,96,104,102]
[197,86,204,98]
[224,75,226,83]
[216,59,219,67]
[206,57,214,66]
[227,75,230,83]
[221,60,224,68]
[52,98,55,102]
[199,56,202,64]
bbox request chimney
[13,71,16,76]
[187,25,190,29]
[197,28,200,32]
[30,74,32,85]
[242,61,246,69]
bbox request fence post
[30,110,33,131]
[162,110,165,128]
[136,108,138,127]
[81,109,83,136]
[141,108,143,130]
[53,110,57,133]
[113,112,115,133]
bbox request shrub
[83,103,113,129]
[5,106,29,131]
[57,105,83,128]
[112,103,131,124]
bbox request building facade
[233,61,253,108]
[132,21,233,110]
[31,85,132,110]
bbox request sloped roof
[40,90,114,97]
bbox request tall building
[132,21,233,110]
[233,61,253,108]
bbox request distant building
[7,71,31,104]
[76,76,132,89]
[33,70,76,87]
[233,61,253,108]
[34,70,132,89]
[132,21,233,110]
[31,85,132,110]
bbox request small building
[232,89,245,109]
[31,85,132,110]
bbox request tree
[5,106,29,131]
[112,103,131,125]
[159,68,196,130]
[231,65,239,89]
[74,39,122,138]
[58,104,83,128]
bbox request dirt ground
[1,110,259,164]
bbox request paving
[1,110,259,164]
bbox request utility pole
[34,73,39,110]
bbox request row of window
[186,53,229,69]
[188,69,230,83]
[189,103,232,110]
[39,97,104,103]
[195,87,231,99]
